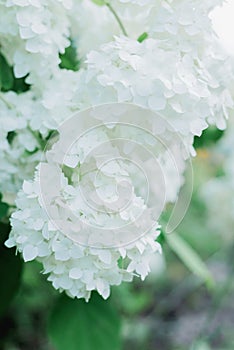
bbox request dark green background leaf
[0,52,29,93]
[0,223,23,317]
[0,53,14,91]
[194,127,224,149]
[0,202,8,220]
[59,43,80,71]
[49,292,122,350]
[0,194,9,220]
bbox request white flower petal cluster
[70,0,224,57]
[6,101,191,299]
[6,105,168,300]
[76,36,231,155]
[0,90,57,196]
[0,0,73,84]
[6,173,161,300]
[0,1,77,197]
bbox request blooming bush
[0,0,233,348]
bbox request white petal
[98,250,112,264]
[23,245,38,262]
[69,268,83,280]
[148,95,166,111]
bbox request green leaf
[91,0,106,6]
[0,52,30,93]
[48,293,122,350]
[0,194,9,220]
[0,53,14,91]
[0,202,8,220]
[7,131,16,144]
[165,232,214,289]
[12,75,30,93]
[0,223,23,317]
[114,284,150,315]
[194,126,224,149]
[59,43,80,71]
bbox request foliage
[49,293,122,350]
[59,42,80,71]
[0,222,22,318]
[0,53,29,93]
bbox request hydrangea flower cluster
[0,0,72,82]
[78,36,231,155]
[1,0,233,300]
[6,103,187,299]
[6,104,168,300]
[0,89,57,197]
[7,171,162,301]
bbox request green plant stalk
[165,231,215,289]
[105,2,128,36]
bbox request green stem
[105,2,128,36]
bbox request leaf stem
[105,2,128,36]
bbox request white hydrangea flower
[0,90,57,197]
[6,104,170,301]
[39,68,82,124]
[70,0,225,57]
[0,0,73,84]
[74,36,231,155]
[6,102,192,300]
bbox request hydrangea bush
[0,0,233,303]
